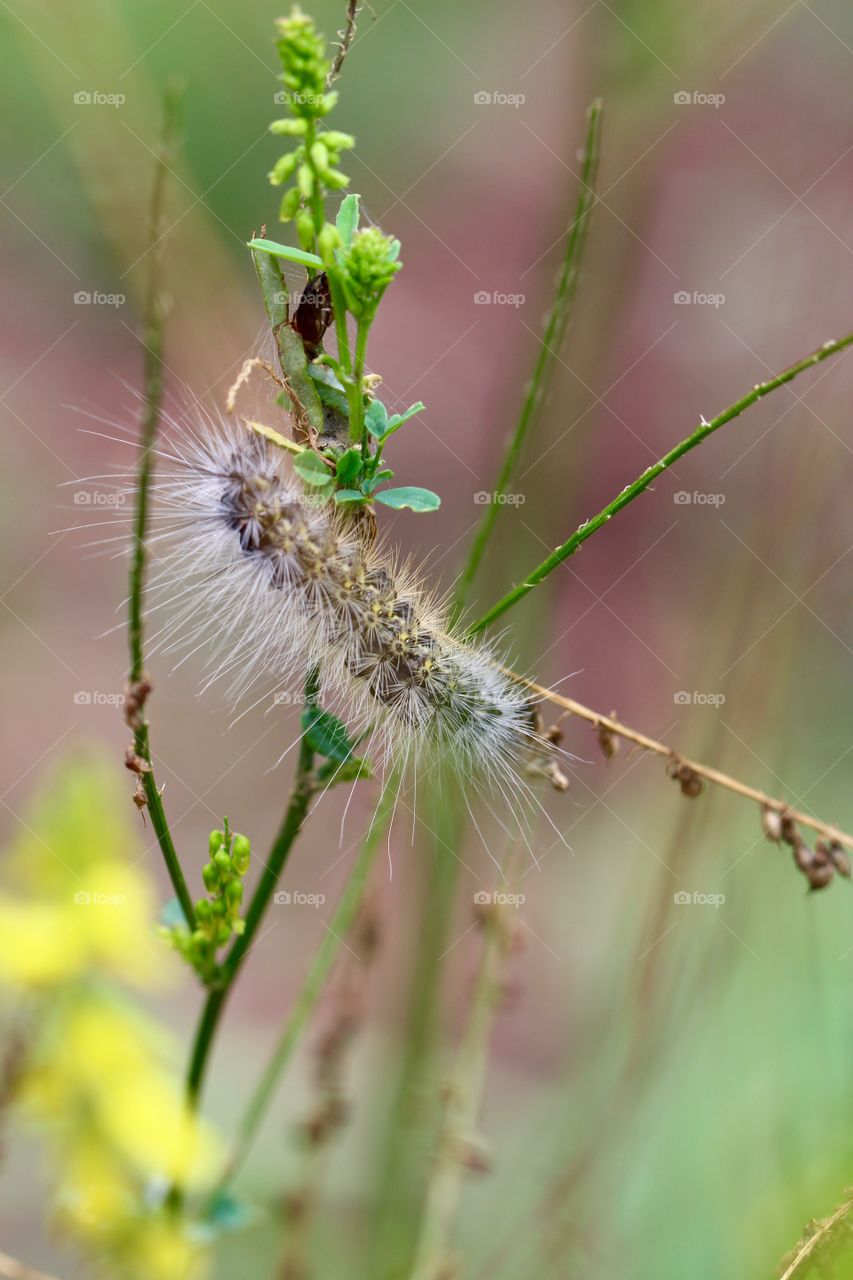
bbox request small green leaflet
[293,451,333,487]
[335,448,362,486]
[247,238,324,270]
[335,193,360,248]
[374,487,441,512]
[302,705,356,762]
[365,399,425,441]
[364,399,388,437]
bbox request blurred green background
[1,0,852,1276]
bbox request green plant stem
[469,331,853,636]
[452,98,603,619]
[127,86,195,929]
[213,767,400,1195]
[184,668,320,1112]
[353,318,369,451]
[326,265,353,377]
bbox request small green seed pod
[232,834,251,874]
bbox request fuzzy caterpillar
[147,413,560,795]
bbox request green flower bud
[296,209,316,251]
[232,834,251,874]
[310,140,330,174]
[269,151,301,186]
[323,169,350,191]
[320,130,355,152]
[216,925,233,947]
[317,222,341,267]
[275,8,330,119]
[213,849,232,877]
[195,899,213,922]
[297,163,315,199]
[202,862,219,893]
[269,118,309,136]
[225,880,243,910]
[209,829,224,854]
[279,186,302,222]
[340,226,402,319]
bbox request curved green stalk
[469,331,853,636]
[127,85,195,929]
[452,98,603,619]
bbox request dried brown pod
[761,804,784,842]
[829,841,852,879]
[124,745,152,775]
[123,675,152,730]
[596,718,620,762]
[668,760,703,798]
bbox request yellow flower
[0,755,164,990]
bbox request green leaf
[307,364,349,416]
[317,755,372,785]
[335,448,362,486]
[334,489,366,504]
[335,194,360,248]
[384,401,426,436]
[374,486,441,512]
[363,469,394,495]
[365,399,389,437]
[301,706,357,763]
[247,238,324,270]
[293,451,333,487]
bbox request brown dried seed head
[829,841,851,878]
[596,719,620,761]
[761,805,784,842]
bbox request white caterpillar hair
[140,410,561,798]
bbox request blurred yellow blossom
[0,753,217,1279]
[0,756,162,988]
